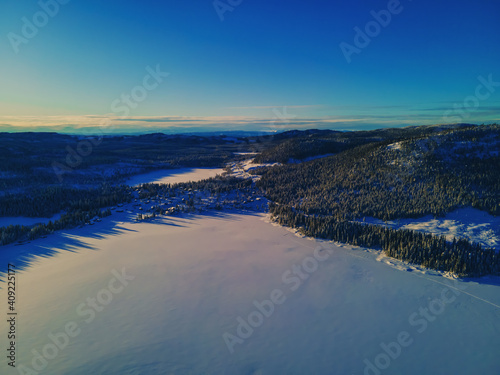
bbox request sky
[0,0,499,134]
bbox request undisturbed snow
[0,212,499,374]
[126,168,224,186]
[359,207,500,251]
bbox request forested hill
[1,124,499,276]
[256,124,500,277]
[256,124,500,221]
[0,132,247,193]
[253,124,477,164]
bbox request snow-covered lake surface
[0,212,499,374]
[125,167,224,186]
[359,207,500,251]
[0,169,499,374]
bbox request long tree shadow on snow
[0,208,263,284]
[0,215,138,283]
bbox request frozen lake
[126,168,224,186]
[0,212,499,374]
[0,168,499,374]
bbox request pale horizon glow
[1,110,499,135]
[1,1,499,134]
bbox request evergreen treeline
[270,204,499,277]
[0,132,247,191]
[0,208,111,246]
[0,183,130,246]
[256,124,500,276]
[0,174,253,246]
[136,176,254,199]
[257,124,500,221]
[0,185,132,217]
[252,124,474,164]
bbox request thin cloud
[0,114,496,135]
[225,105,324,110]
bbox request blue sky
[0,0,499,133]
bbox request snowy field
[228,159,281,181]
[0,168,499,374]
[125,167,224,186]
[359,207,500,251]
[0,211,499,374]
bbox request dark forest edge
[256,123,499,277]
[0,176,255,247]
[269,203,499,278]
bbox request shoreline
[1,211,499,374]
